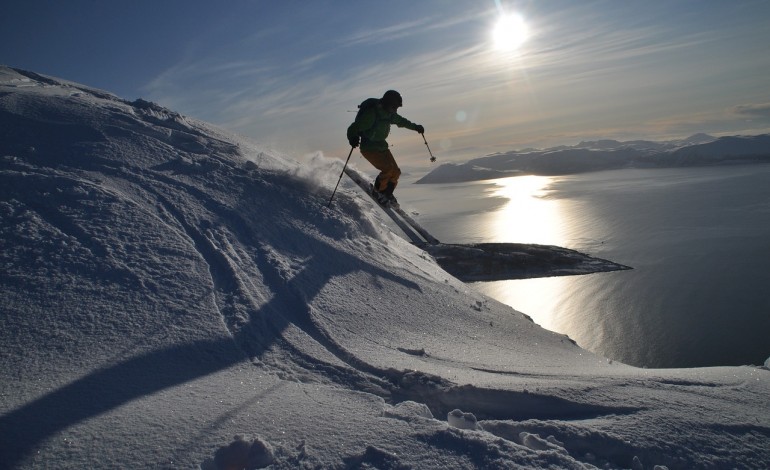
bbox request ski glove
[415,125,425,134]
[349,135,360,148]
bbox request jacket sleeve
[391,113,418,131]
[347,107,377,141]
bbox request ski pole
[422,134,437,163]
[327,146,355,207]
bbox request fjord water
[399,164,770,368]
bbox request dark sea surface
[399,164,770,368]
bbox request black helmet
[381,90,402,108]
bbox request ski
[343,167,439,246]
[391,205,440,245]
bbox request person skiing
[347,90,424,206]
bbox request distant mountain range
[416,133,770,183]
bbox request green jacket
[347,98,419,151]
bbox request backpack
[353,98,383,143]
[355,97,380,123]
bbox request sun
[492,13,529,52]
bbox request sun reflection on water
[471,175,576,333]
[474,277,571,331]
[483,175,567,246]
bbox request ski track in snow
[2,66,769,469]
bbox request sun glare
[493,13,529,51]
[485,175,564,245]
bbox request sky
[3,0,770,171]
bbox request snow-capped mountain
[417,133,770,183]
[1,66,768,469]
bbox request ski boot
[382,182,399,208]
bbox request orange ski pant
[360,148,401,192]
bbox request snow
[1,66,768,469]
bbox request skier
[347,90,424,206]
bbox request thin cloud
[733,103,770,119]
[341,18,433,47]
[525,23,717,88]
[339,8,488,48]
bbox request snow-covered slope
[1,66,768,469]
